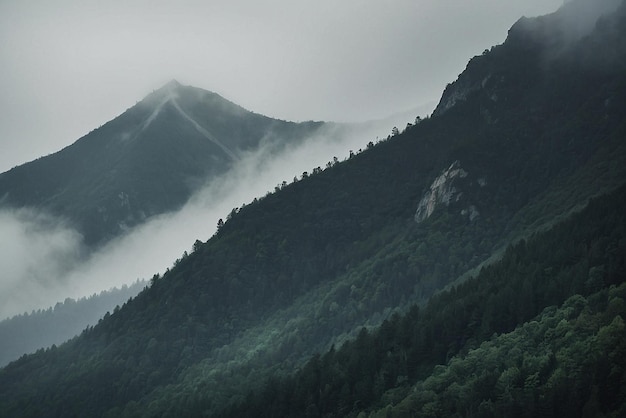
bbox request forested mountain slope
[223,182,626,418]
[0,80,324,246]
[0,1,625,416]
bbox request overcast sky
[0,0,566,173]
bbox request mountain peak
[152,79,184,98]
[433,0,624,117]
[141,79,184,106]
[162,79,182,91]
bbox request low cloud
[0,209,84,319]
[520,0,624,56]
[558,0,622,40]
[0,111,423,320]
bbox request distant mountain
[0,280,146,368]
[1,1,625,417]
[0,80,325,246]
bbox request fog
[0,113,419,320]
[559,0,622,40]
[0,209,84,319]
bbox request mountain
[1,0,625,416]
[0,80,325,246]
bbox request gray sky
[0,0,564,173]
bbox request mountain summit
[434,0,624,117]
[0,83,324,246]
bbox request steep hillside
[222,183,626,417]
[0,1,625,416]
[0,80,324,246]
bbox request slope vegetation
[223,183,626,417]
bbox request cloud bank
[0,114,415,320]
[0,209,84,319]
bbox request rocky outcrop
[415,160,483,223]
[415,161,466,222]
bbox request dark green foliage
[370,284,626,418]
[221,185,626,417]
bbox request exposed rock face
[415,160,483,223]
[415,161,467,222]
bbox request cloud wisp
[0,114,415,320]
[0,209,84,319]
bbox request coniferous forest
[1,1,626,417]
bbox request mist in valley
[0,112,424,321]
